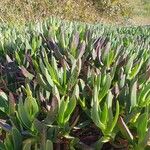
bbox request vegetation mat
[0,18,150,149]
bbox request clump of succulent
[0,18,150,150]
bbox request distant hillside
[0,0,149,25]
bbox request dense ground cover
[0,18,150,149]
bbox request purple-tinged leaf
[0,119,12,132]
[70,32,79,52]
[47,39,63,59]
[20,66,34,80]
[8,92,16,115]
[44,95,58,125]
[117,116,134,142]
[78,41,86,59]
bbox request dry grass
[0,0,100,24]
[0,0,51,23]
[0,0,149,25]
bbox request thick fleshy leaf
[117,116,134,142]
[91,102,105,131]
[12,127,22,150]
[128,58,144,80]
[37,73,50,90]
[57,97,68,126]
[17,99,32,129]
[64,98,76,123]
[22,139,34,150]
[130,80,137,110]
[98,74,112,102]
[46,140,53,150]
[8,92,16,115]
[100,103,108,125]
[78,41,86,59]
[138,83,150,106]
[107,101,119,133]
[20,66,34,80]
[0,90,8,113]
[4,134,13,150]
[137,113,148,144]
[125,54,135,75]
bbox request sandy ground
[131,16,150,25]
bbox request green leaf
[137,113,148,144]
[108,101,119,133]
[98,74,111,102]
[4,134,13,150]
[43,50,59,85]
[101,74,107,87]
[39,59,54,87]
[63,64,67,86]
[37,73,50,90]
[72,84,79,99]
[46,140,53,150]
[0,142,5,150]
[25,40,32,50]
[53,86,60,103]
[92,85,98,107]
[96,74,101,92]
[100,103,108,125]
[102,42,111,65]
[57,97,68,126]
[59,30,66,50]
[64,98,76,123]
[94,136,110,150]
[78,97,86,110]
[24,97,39,121]
[24,85,39,120]
[17,99,32,129]
[110,63,117,80]
[130,80,137,109]
[70,32,79,58]
[47,126,59,142]
[106,90,113,109]
[128,58,143,80]
[20,66,34,80]
[78,41,86,59]
[15,51,21,65]
[79,79,85,91]
[143,94,150,106]
[31,36,37,53]
[106,90,113,122]
[119,71,126,88]
[106,50,115,68]
[0,90,8,113]
[12,128,22,150]
[22,139,32,150]
[32,59,40,72]
[138,83,150,106]
[44,95,58,125]
[91,102,105,131]
[143,128,150,148]
[26,84,32,97]
[68,65,79,89]
[45,68,54,87]
[51,56,59,75]
[117,116,134,142]
[125,54,135,75]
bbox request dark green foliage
[0,18,150,149]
